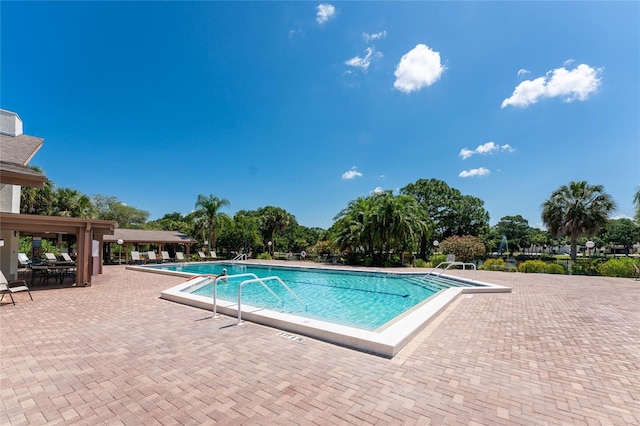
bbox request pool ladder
[428,261,477,280]
[206,273,307,324]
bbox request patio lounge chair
[198,251,208,260]
[61,253,74,263]
[0,271,33,305]
[131,251,143,264]
[18,253,31,267]
[147,251,159,263]
[44,253,58,263]
[175,252,186,262]
[161,251,172,262]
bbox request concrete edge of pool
[129,262,511,358]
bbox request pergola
[0,212,117,285]
[103,228,197,263]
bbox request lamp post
[433,240,439,254]
[204,241,209,255]
[268,241,272,256]
[117,239,124,264]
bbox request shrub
[480,258,505,271]
[518,260,546,273]
[256,252,271,260]
[597,257,638,278]
[518,260,565,274]
[414,258,429,268]
[364,257,373,267]
[439,235,486,263]
[545,263,566,274]
[429,254,447,266]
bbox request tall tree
[194,194,231,252]
[602,218,640,255]
[494,215,530,252]
[94,194,150,228]
[400,178,489,257]
[55,187,96,218]
[20,166,55,215]
[258,206,293,253]
[541,181,617,261]
[332,190,429,263]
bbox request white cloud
[502,63,603,108]
[342,167,363,180]
[459,167,491,178]
[393,44,445,94]
[371,187,384,194]
[345,47,382,72]
[288,28,303,39]
[316,3,336,24]
[517,68,529,77]
[363,31,387,43]
[459,142,515,160]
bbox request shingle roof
[103,228,197,244]
[0,133,44,165]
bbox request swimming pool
[139,262,510,357]
[149,263,455,330]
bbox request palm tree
[194,194,231,253]
[541,181,616,261]
[260,206,292,253]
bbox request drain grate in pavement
[276,332,304,342]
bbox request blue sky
[2,1,638,229]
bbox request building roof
[0,160,48,187]
[103,228,197,245]
[0,133,44,165]
[0,133,47,187]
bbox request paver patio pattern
[1,263,639,425]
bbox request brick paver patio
[1,264,639,425]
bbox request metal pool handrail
[237,276,307,325]
[429,261,477,280]
[212,273,259,318]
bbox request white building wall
[0,184,21,214]
[0,109,23,136]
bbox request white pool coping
[136,262,511,358]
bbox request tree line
[20,166,640,265]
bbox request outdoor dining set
[19,252,76,286]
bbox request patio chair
[44,253,58,263]
[175,252,186,262]
[131,251,144,265]
[147,251,159,263]
[633,263,640,280]
[18,253,32,267]
[211,250,219,260]
[161,251,172,262]
[198,251,208,261]
[61,253,74,263]
[0,271,33,305]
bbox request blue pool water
[150,263,460,330]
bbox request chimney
[0,109,24,137]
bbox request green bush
[545,263,566,274]
[364,257,373,267]
[429,254,447,266]
[480,258,505,271]
[256,252,272,260]
[597,257,638,278]
[414,258,429,268]
[518,260,565,274]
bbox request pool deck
[2,261,639,424]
